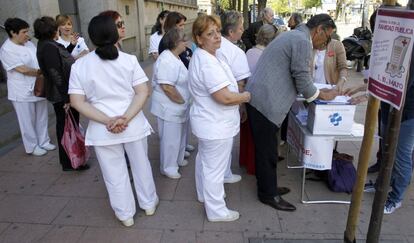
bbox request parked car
[273,17,287,31]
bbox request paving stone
[134,200,204,231]
[38,225,86,243]
[0,223,10,235]
[255,232,346,241]
[0,195,69,224]
[160,229,196,243]
[243,231,259,243]
[53,198,121,227]
[174,178,197,201]
[196,231,244,243]
[78,227,163,243]
[0,223,51,243]
[154,175,178,201]
[43,171,108,198]
[178,156,196,179]
[278,204,349,234]
[0,193,6,201]
[0,172,60,195]
[0,149,56,173]
[239,175,259,202]
[358,204,414,237]
[203,200,282,233]
[303,180,352,202]
[407,235,414,243]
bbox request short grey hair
[221,10,243,36]
[290,13,303,25]
[259,7,274,20]
[162,28,186,50]
[256,24,278,46]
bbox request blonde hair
[192,15,221,46]
[55,14,72,27]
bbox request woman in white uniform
[55,15,89,59]
[216,11,252,184]
[69,15,158,227]
[148,10,169,60]
[189,15,251,222]
[151,28,190,179]
[0,18,55,156]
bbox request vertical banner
[368,8,414,109]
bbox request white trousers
[12,100,50,153]
[157,118,187,174]
[195,137,233,219]
[94,138,158,221]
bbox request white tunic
[151,50,190,123]
[313,50,327,84]
[188,48,240,140]
[0,39,44,102]
[56,36,89,58]
[148,32,163,54]
[216,37,251,81]
[68,51,152,146]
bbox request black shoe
[368,162,381,173]
[277,156,285,162]
[62,164,90,171]
[277,187,291,196]
[259,195,296,211]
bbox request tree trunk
[257,0,267,17]
[232,0,237,10]
[238,0,242,11]
[243,0,249,27]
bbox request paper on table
[351,123,364,137]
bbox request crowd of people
[0,6,412,227]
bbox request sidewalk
[0,63,413,243]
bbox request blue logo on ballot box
[329,113,342,126]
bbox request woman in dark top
[34,16,89,171]
[158,11,192,68]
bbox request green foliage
[219,0,232,9]
[269,0,291,14]
[303,0,322,9]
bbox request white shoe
[384,200,402,214]
[161,171,181,179]
[120,218,134,227]
[224,174,242,184]
[145,198,159,216]
[42,143,56,151]
[208,210,240,222]
[184,151,191,158]
[178,159,188,167]
[186,144,195,152]
[31,146,47,156]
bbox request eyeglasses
[116,21,125,29]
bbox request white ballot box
[307,100,356,135]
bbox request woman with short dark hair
[69,15,158,227]
[0,18,55,156]
[151,28,190,179]
[158,12,192,68]
[34,16,89,171]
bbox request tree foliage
[303,0,322,9]
[269,0,291,15]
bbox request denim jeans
[383,118,414,204]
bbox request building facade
[0,0,198,60]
